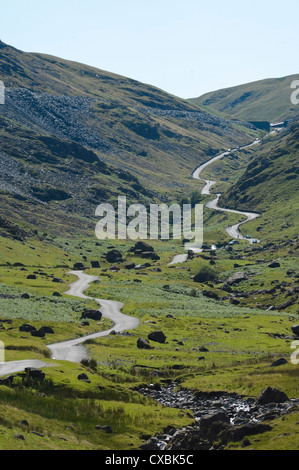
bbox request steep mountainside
[219,119,299,240]
[0,41,257,236]
[190,75,299,122]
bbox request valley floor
[0,231,298,450]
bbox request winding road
[0,271,140,377]
[192,138,261,242]
[169,137,262,266]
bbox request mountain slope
[0,41,258,237]
[189,75,299,122]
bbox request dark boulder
[256,387,289,405]
[270,358,288,367]
[39,326,55,335]
[148,330,166,344]
[19,324,36,333]
[91,260,100,268]
[81,309,102,321]
[137,338,153,350]
[78,373,90,383]
[125,263,136,270]
[25,368,45,381]
[220,423,272,444]
[134,241,154,253]
[74,263,85,270]
[268,261,281,268]
[106,250,123,263]
[200,412,230,429]
[202,290,219,300]
[291,325,299,336]
[199,412,231,442]
[31,329,46,338]
[21,293,30,299]
[27,274,37,280]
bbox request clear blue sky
[1,0,298,98]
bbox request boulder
[25,368,45,381]
[137,338,153,350]
[268,261,281,268]
[256,387,289,405]
[31,329,46,338]
[134,241,154,253]
[39,326,55,335]
[125,263,136,270]
[200,412,230,429]
[106,250,123,263]
[226,272,248,286]
[78,373,90,383]
[74,263,85,270]
[277,297,297,310]
[270,358,288,367]
[148,330,166,344]
[19,324,36,333]
[199,412,230,442]
[291,325,299,336]
[220,423,272,444]
[21,293,30,299]
[81,309,102,321]
[202,290,219,300]
[91,260,100,268]
[27,275,37,280]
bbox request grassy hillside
[218,119,299,241]
[189,74,299,122]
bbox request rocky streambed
[138,384,299,450]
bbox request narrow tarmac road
[0,271,140,376]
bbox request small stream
[138,384,299,450]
